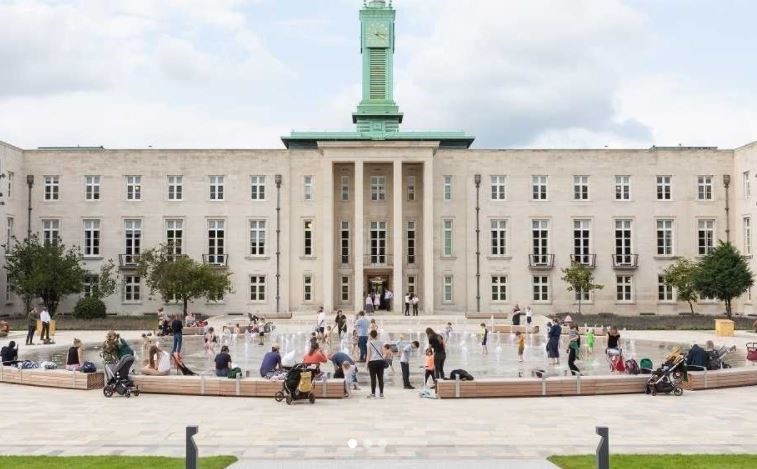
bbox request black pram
[645,350,686,396]
[274,363,317,405]
[103,354,140,398]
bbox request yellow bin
[715,319,734,337]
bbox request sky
[0,0,756,150]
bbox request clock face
[366,22,390,47]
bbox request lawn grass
[548,454,757,469]
[0,455,237,469]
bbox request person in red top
[303,341,328,366]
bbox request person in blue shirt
[259,344,282,378]
[355,311,370,362]
[330,351,355,378]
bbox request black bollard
[595,426,609,469]
[186,425,199,469]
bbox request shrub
[73,296,107,319]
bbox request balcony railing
[612,253,639,270]
[364,254,393,267]
[203,254,229,267]
[570,253,597,268]
[528,253,555,270]
[118,253,140,269]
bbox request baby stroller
[746,343,757,365]
[707,345,737,370]
[606,348,626,373]
[645,349,686,396]
[274,363,317,405]
[103,354,140,398]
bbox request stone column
[392,160,403,314]
[322,159,334,312]
[354,161,364,313]
[423,158,434,314]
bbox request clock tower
[353,0,403,137]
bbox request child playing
[480,323,488,355]
[586,328,595,355]
[445,322,453,342]
[342,361,358,396]
[383,343,395,373]
[424,347,435,387]
[351,329,359,359]
[516,331,525,362]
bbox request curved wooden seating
[465,313,508,320]
[131,375,345,398]
[686,368,757,390]
[0,366,104,390]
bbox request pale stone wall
[733,141,757,315]
[0,141,26,313]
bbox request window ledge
[83,256,104,260]
[122,302,143,305]
[245,256,271,261]
[300,256,317,260]
[653,256,676,260]
[532,300,552,305]
[440,256,457,260]
[487,256,512,261]
[615,301,636,305]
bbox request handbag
[370,342,389,369]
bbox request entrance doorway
[365,272,391,311]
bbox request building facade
[1,0,756,316]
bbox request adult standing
[547,321,561,365]
[25,307,37,346]
[365,294,373,315]
[171,314,183,354]
[335,310,345,339]
[607,326,621,352]
[412,294,420,316]
[316,307,326,340]
[355,311,369,362]
[567,325,580,375]
[384,289,393,312]
[372,293,380,313]
[525,306,533,327]
[366,330,387,398]
[426,327,446,381]
[39,307,51,343]
[399,340,420,389]
[404,293,410,316]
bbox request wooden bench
[493,325,540,334]
[437,374,649,399]
[183,327,203,335]
[131,375,345,398]
[686,368,757,390]
[465,313,509,320]
[0,367,104,390]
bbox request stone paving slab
[227,459,559,469]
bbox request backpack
[298,370,313,393]
[449,369,474,381]
[41,361,57,370]
[639,358,653,372]
[80,362,96,373]
[19,360,39,370]
[625,359,640,375]
[227,367,243,379]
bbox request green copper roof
[282,131,475,149]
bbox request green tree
[93,258,119,299]
[137,245,234,316]
[3,235,85,315]
[662,257,700,315]
[561,262,604,314]
[693,241,754,318]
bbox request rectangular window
[250,175,266,200]
[407,175,416,201]
[443,275,454,303]
[573,219,591,263]
[304,175,314,201]
[341,276,350,302]
[575,289,590,302]
[340,221,350,264]
[83,219,100,256]
[83,274,98,298]
[6,217,14,247]
[208,219,225,264]
[167,175,183,200]
[658,275,673,301]
[656,175,671,200]
[249,220,266,256]
[443,175,453,201]
[369,221,387,264]
[4,274,11,303]
[340,175,349,202]
[615,175,631,200]
[124,219,142,263]
[407,221,416,264]
[407,275,416,296]
[531,219,549,261]
[166,219,183,256]
[443,219,453,257]
[370,176,386,201]
[744,171,751,199]
[126,175,141,201]
[698,219,715,255]
[744,217,752,255]
[123,275,141,302]
[573,175,589,200]
[615,219,633,262]
[616,275,633,302]
[7,171,12,199]
[656,219,674,256]
[532,175,548,200]
[490,219,507,256]
[303,275,313,302]
[532,275,549,302]
[491,276,507,302]
[44,175,59,200]
[42,219,60,245]
[697,175,713,200]
[250,275,266,302]
[304,220,313,256]
[491,175,506,200]
[209,175,224,201]
[85,175,100,200]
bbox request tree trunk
[183,298,188,317]
[578,292,582,314]
[688,300,694,315]
[725,298,732,319]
